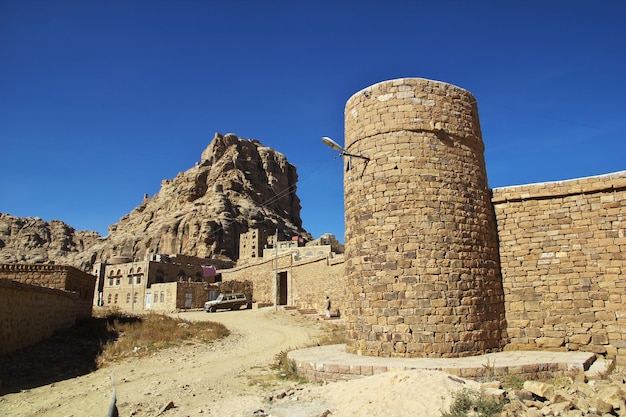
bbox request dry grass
[315,322,346,346]
[94,308,229,367]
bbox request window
[136,275,141,285]
[115,277,120,285]
[107,294,112,304]
[126,293,131,303]
[108,278,113,286]
[133,292,139,304]
[160,291,165,303]
[114,294,118,304]
[128,276,133,285]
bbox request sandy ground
[0,307,478,417]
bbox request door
[278,271,288,305]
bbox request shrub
[441,388,503,417]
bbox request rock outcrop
[497,368,626,417]
[0,214,101,265]
[0,133,311,270]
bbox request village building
[92,231,343,313]
[93,253,227,312]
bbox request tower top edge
[346,78,476,104]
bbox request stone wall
[221,253,346,315]
[0,278,82,355]
[343,78,506,358]
[0,263,95,318]
[493,171,626,364]
[147,281,253,312]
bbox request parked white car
[204,293,250,312]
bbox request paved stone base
[288,344,598,382]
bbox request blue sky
[1,1,625,242]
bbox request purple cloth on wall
[202,265,216,277]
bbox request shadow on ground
[0,314,140,395]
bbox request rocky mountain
[0,215,101,265]
[0,133,311,270]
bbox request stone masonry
[0,263,95,317]
[0,264,96,355]
[493,172,626,364]
[343,78,507,358]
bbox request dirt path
[0,307,326,417]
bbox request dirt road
[0,307,326,417]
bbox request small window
[107,294,112,304]
[108,278,113,286]
[128,276,133,285]
[114,294,119,304]
[115,277,120,285]
[134,292,139,304]
[126,293,131,303]
[136,276,141,285]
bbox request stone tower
[343,78,507,358]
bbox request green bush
[441,388,503,417]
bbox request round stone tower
[343,78,507,358]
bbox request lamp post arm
[341,151,370,161]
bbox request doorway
[277,271,288,305]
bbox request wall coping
[0,263,90,275]
[491,170,626,203]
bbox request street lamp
[321,136,343,152]
[321,137,370,170]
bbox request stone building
[239,229,343,263]
[238,229,269,262]
[95,253,222,311]
[0,263,96,355]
